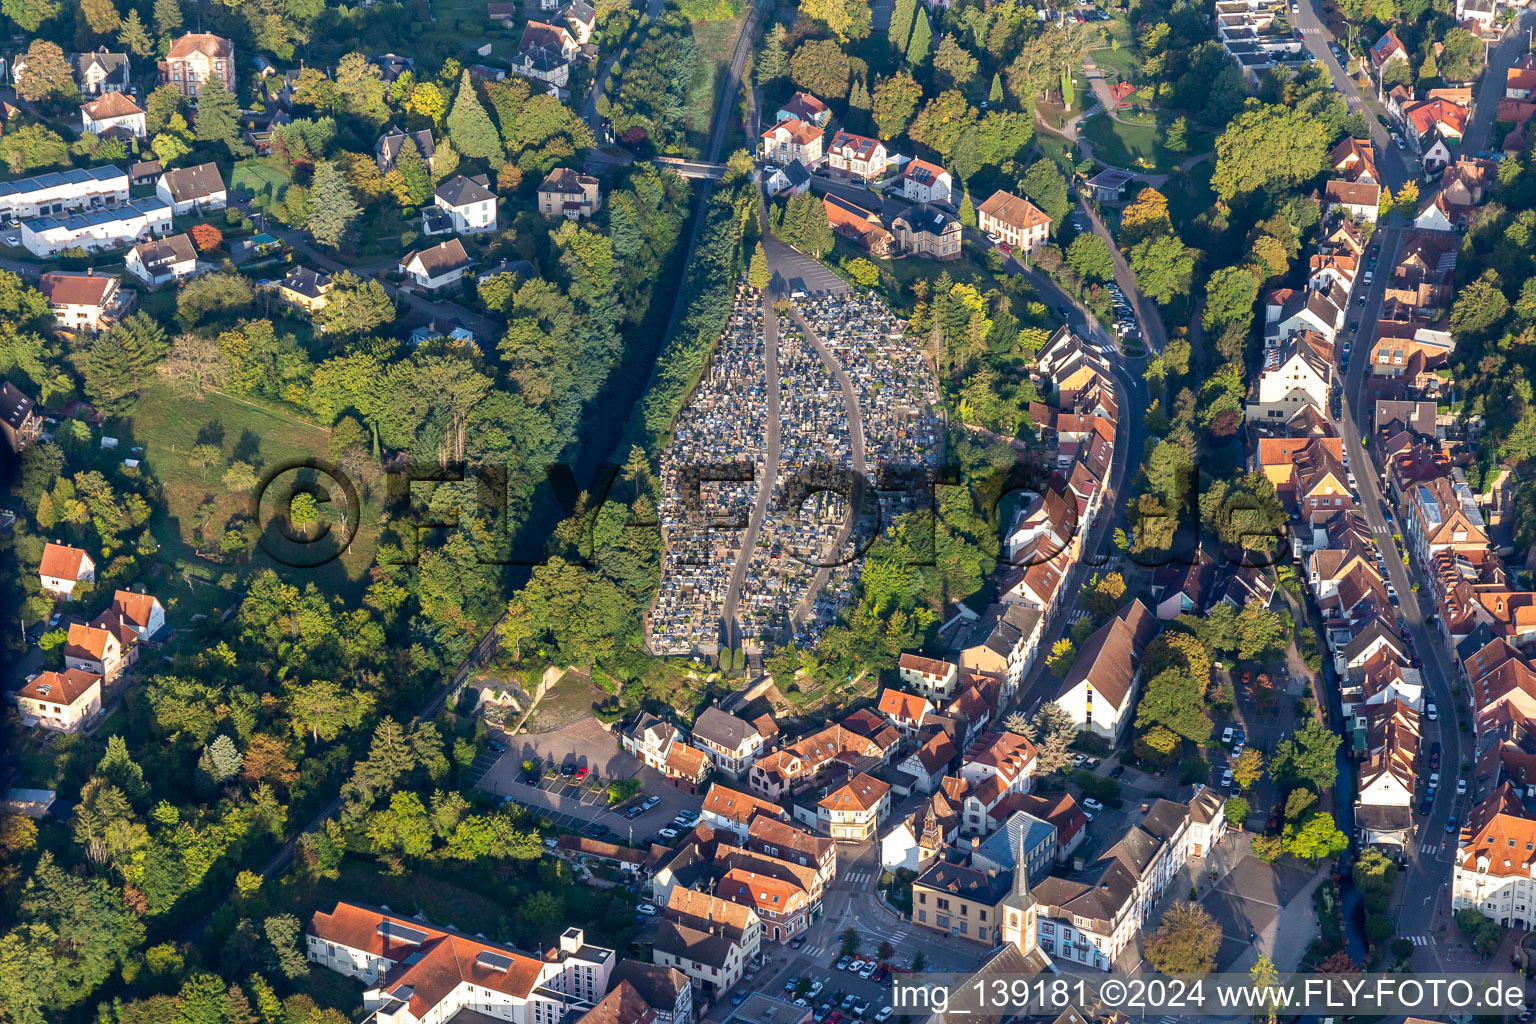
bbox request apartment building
[40,271,126,333]
[1452,784,1536,928]
[912,857,1012,947]
[691,707,777,778]
[16,668,103,732]
[22,197,172,257]
[977,190,1049,253]
[159,33,235,97]
[0,165,128,221]
[817,773,890,842]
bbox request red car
[574,766,588,781]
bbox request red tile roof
[39,542,90,580]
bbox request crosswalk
[1420,842,1444,854]
[1405,935,1431,946]
[841,871,875,886]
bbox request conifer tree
[889,0,916,54]
[748,242,770,290]
[117,8,153,57]
[152,0,181,37]
[989,72,1004,106]
[192,78,246,155]
[445,71,502,160]
[906,8,932,67]
[305,160,361,249]
[758,23,789,83]
[396,136,433,205]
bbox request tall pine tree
[906,8,932,67]
[446,71,502,160]
[192,78,246,155]
[396,136,433,205]
[989,72,1004,106]
[758,23,789,83]
[116,8,153,57]
[83,330,138,413]
[306,161,361,249]
[889,0,916,54]
[152,0,181,38]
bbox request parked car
[853,1001,870,1017]
[637,904,658,915]
[585,822,610,839]
[836,956,852,971]
[1429,773,1440,788]
[626,805,645,819]
[1109,764,1126,778]
[808,981,824,998]
[785,979,801,994]
[1083,797,1104,812]
[1222,726,1234,744]
[790,934,807,949]
[1426,702,1438,721]
[658,827,680,839]
[1085,757,1101,768]
[1447,815,1459,833]
[860,962,877,980]
[1417,799,1432,816]
[642,796,661,810]
[1457,778,1468,795]
[875,1009,894,1023]
[815,1006,832,1022]
[1221,768,1234,788]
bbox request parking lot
[760,952,900,1024]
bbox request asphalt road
[1291,0,1536,957]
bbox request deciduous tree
[1145,902,1221,973]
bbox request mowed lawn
[683,18,743,153]
[1081,112,1211,175]
[121,381,381,596]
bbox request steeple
[999,814,1036,953]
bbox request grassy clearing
[1087,44,1138,80]
[683,18,743,152]
[1081,112,1210,175]
[231,159,293,206]
[119,380,381,597]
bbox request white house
[16,668,103,732]
[1244,334,1332,423]
[23,197,172,257]
[433,174,497,234]
[125,232,197,286]
[40,271,125,333]
[80,91,146,139]
[826,130,888,180]
[109,589,165,641]
[399,239,472,291]
[901,158,954,206]
[63,622,124,683]
[38,541,95,597]
[155,162,227,215]
[1053,600,1158,742]
[0,165,128,221]
[308,903,615,1023]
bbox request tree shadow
[232,428,261,468]
[195,420,226,448]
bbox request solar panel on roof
[376,920,429,945]
[476,951,516,972]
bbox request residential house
[107,589,165,641]
[159,33,236,97]
[608,962,692,1024]
[70,48,130,94]
[912,856,1013,946]
[537,167,602,219]
[307,903,614,1022]
[399,239,473,291]
[777,91,830,128]
[700,782,786,838]
[817,773,890,841]
[877,688,934,738]
[897,728,958,794]
[1324,179,1381,223]
[520,20,581,57]
[651,920,747,996]
[1053,600,1159,742]
[763,159,812,197]
[0,165,127,222]
[509,45,572,89]
[1330,136,1380,184]
[1368,316,1454,373]
[691,707,777,778]
[890,203,962,260]
[0,381,42,451]
[759,118,824,166]
[977,190,1050,253]
[899,653,959,701]
[1031,798,1191,971]
[971,810,1057,886]
[959,730,1039,836]
[1400,472,1488,569]
[63,622,124,682]
[1387,232,1457,310]
[156,162,227,215]
[901,158,953,205]
[950,602,1044,698]
[1185,785,1227,856]
[1451,783,1536,927]
[746,815,836,893]
[125,232,197,286]
[748,724,886,802]
[1265,283,1347,343]
[1369,30,1410,79]
[575,982,655,1024]
[826,130,887,179]
[22,197,173,258]
[16,668,103,732]
[375,126,436,171]
[880,786,962,872]
[277,266,334,312]
[718,867,811,942]
[1354,699,1419,852]
[434,174,498,234]
[40,271,125,333]
[822,194,892,256]
[80,91,146,138]
[1150,550,1213,620]
[129,160,162,186]
[558,0,597,43]
[39,541,95,598]
[1244,334,1332,423]
[664,887,761,962]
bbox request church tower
[999,819,1037,953]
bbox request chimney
[970,836,980,851]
